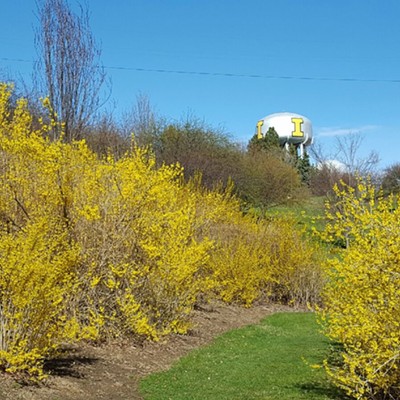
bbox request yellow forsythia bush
[191,181,323,307]
[319,180,400,400]
[0,83,324,378]
[263,216,325,306]
[0,84,96,378]
[0,218,83,377]
[77,150,213,339]
[0,84,212,376]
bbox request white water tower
[256,112,313,157]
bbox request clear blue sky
[2,0,400,169]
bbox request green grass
[140,312,345,400]
[265,196,327,233]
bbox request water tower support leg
[300,143,304,158]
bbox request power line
[2,56,400,84]
[0,57,33,64]
[105,65,400,83]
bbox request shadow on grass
[297,381,349,400]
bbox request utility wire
[1,57,33,64]
[2,56,400,84]
[106,65,400,83]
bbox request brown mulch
[0,302,295,400]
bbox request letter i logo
[257,120,264,139]
[291,118,304,137]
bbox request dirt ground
[0,302,294,400]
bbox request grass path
[140,312,346,400]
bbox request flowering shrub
[0,83,324,378]
[0,84,214,376]
[79,150,213,339]
[319,180,400,399]
[0,84,89,378]
[191,182,323,307]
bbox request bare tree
[334,133,379,180]
[308,140,327,166]
[122,93,161,146]
[309,132,380,193]
[381,163,400,195]
[34,0,109,141]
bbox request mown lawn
[140,312,346,400]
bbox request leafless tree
[334,133,379,180]
[34,0,109,141]
[309,132,380,192]
[122,93,165,148]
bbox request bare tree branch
[334,132,380,183]
[34,0,110,141]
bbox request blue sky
[2,0,400,169]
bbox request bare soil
[0,302,294,400]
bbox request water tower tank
[256,112,313,156]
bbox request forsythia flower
[0,83,324,379]
[318,179,400,400]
